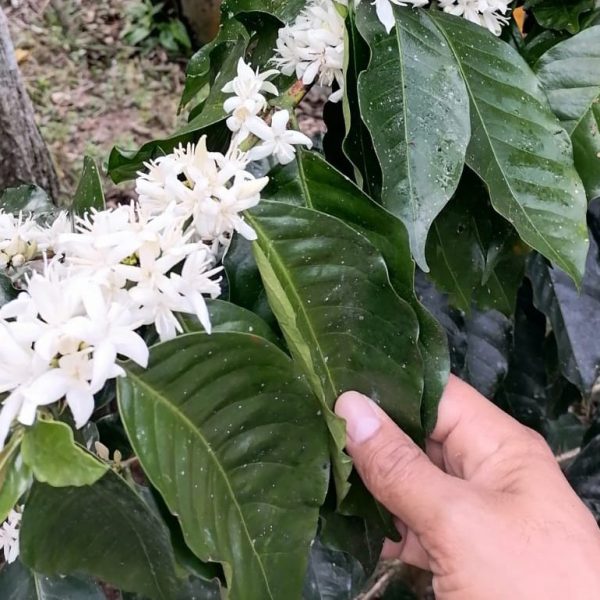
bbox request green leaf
[21,420,107,487]
[496,280,549,433]
[180,19,247,109]
[221,0,305,23]
[417,274,511,400]
[342,12,382,200]
[566,434,600,522]
[356,5,470,270]
[108,37,246,183]
[536,26,600,200]
[118,332,329,600]
[264,151,448,431]
[426,171,527,315]
[527,0,595,34]
[71,156,105,216]
[177,298,279,345]
[0,185,54,215]
[546,413,585,454]
[0,560,105,600]
[302,539,366,600]
[0,437,31,523]
[246,200,424,498]
[0,273,18,306]
[528,243,600,395]
[20,471,181,599]
[428,10,589,284]
[223,235,279,332]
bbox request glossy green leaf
[177,298,279,345]
[222,0,305,23]
[342,12,382,199]
[0,437,31,523]
[496,280,549,434]
[264,151,448,431]
[356,5,470,270]
[21,420,107,487]
[181,19,247,109]
[0,561,105,600]
[246,200,424,498]
[528,245,600,395]
[20,471,181,599]
[428,10,588,284]
[0,185,54,215]
[417,274,511,400]
[108,37,246,183]
[71,156,105,216]
[527,0,595,33]
[536,26,600,200]
[118,333,329,600]
[426,172,527,315]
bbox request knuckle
[364,438,423,492]
[516,427,554,459]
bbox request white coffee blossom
[367,0,429,33]
[273,0,345,102]
[439,0,510,35]
[0,509,21,564]
[247,110,313,165]
[0,211,40,269]
[0,22,318,451]
[222,58,279,140]
[136,137,267,247]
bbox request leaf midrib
[394,14,418,231]
[120,370,274,599]
[245,212,340,406]
[431,14,571,274]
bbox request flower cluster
[0,207,225,446]
[0,210,69,270]
[273,0,345,102]
[0,509,21,564]
[0,59,313,455]
[221,59,313,161]
[438,0,510,36]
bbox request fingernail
[335,392,381,445]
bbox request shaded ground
[4,0,187,203]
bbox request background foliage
[2,0,600,598]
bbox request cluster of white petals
[220,60,313,164]
[0,210,70,270]
[136,137,269,245]
[0,57,315,450]
[0,200,230,448]
[366,0,509,35]
[355,0,511,36]
[273,0,345,102]
[438,0,510,36]
[0,509,21,564]
[222,58,279,142]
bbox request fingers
[382,530,429,570]
[335,391,461,535]
[431,375,554,479]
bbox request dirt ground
[4,0,188,203]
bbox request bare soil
[3,0,187,203]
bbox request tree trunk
[0,7,59,201]
[179,0,221,45]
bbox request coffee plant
[1,0,600,597]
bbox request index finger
[430,375,549,479]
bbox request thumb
[335,391,462,534]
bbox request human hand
[335,375,600,599]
